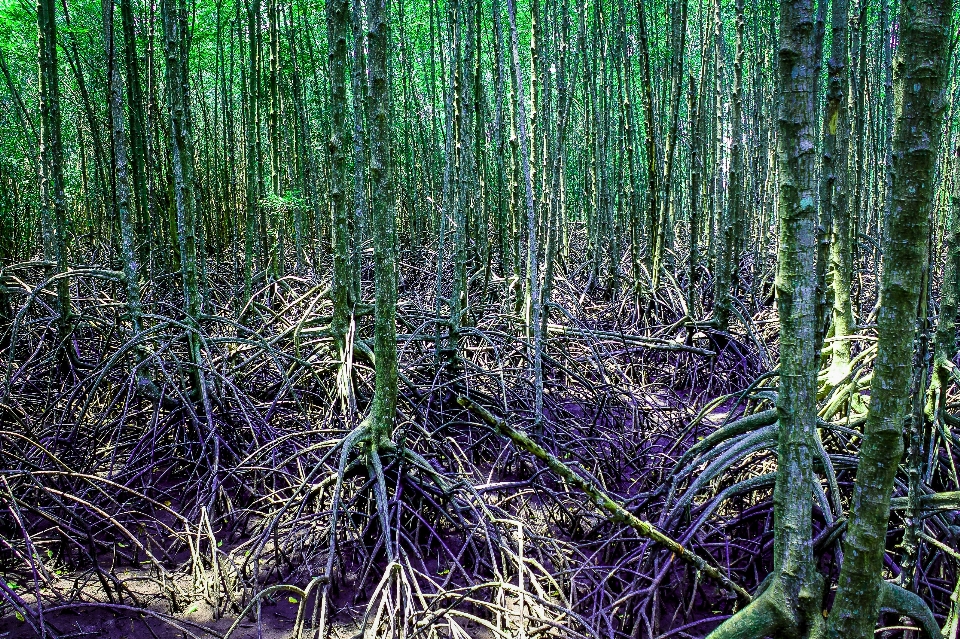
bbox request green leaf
[288,596,298,604]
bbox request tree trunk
[38,0,71,346]
[816,0,850,365]
[243,0,260,306]
[120,0,151,266]
[652,0,687,290]
[325,0,355,410]
[714,0,744,331]
[349,0,367,302]
[505,0,542,433]
[827,0,953,636]
[161,0,203,391]
[365,0,398,446]
[708,0,825,633]
[635,0,658,281]
[267,0,284,278]
[104,0,143,338]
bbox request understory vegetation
[0,0,959,636]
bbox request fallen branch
[456,394,752,602]
[545,323,717,357]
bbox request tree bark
[505,0,542,433]
[365,0,398,446]
[38,0,71,346]
[816,0,850,364]
[325,0,355,410]
[714,0,744,331]
[708,0,824,633]
[104,0,143,338]
[120,0,151,266]
[827,0,953,636]
[161,0,203,390]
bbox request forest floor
[2,253,952,638]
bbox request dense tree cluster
[0,0,959,636]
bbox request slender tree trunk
[636,0,658,280]
[619,0,640,296]
[267,0,284,277]
[104,0,143,338]
[827,0,953,636]
[38,0,71,347]
[326,0,355,411]
[491,0,510,281]
[926,192,960,425]
[447,0,467,345]
[505,0,542,433]
[161,0,203,390]
[287,7,319,267]
[653,0,688,290]
[243,0,260,306]
[816,0,850,363]
[120,0,150,266]
[847,0,867,319]
[539,0,573,338]
[349,0,367,302]
[366,0,398,446]
[687,71,701,321]
[714,0,744,331]
[59,1,111,230]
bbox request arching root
[456,393,753,603]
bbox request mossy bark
[104,0,143,338]
[365,0,398,446]
[766,0,824,625]
[827,0,952,637]
[708,0,825,635]
[325,0,355,409]
[161,0,203,392]
[816,0,849,363]
[926,195,960,422]
[38,0,71,344]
